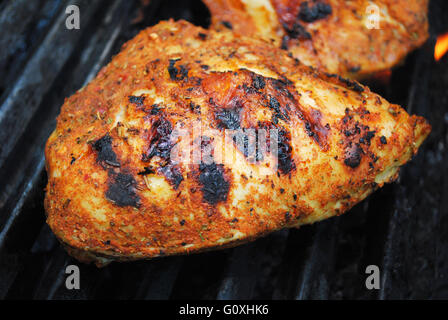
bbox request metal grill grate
[0,0,447,300]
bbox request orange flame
[435,32,448,61]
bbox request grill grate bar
[294,220,339,300]
[133,258,184,300]
[0,0,63,100]
[216,230,289,300]
[271,227,315,299]
[0,157,46,251]
[0,0,103,173]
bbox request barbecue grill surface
[0,0,447,300]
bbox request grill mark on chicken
[168,58,189,81]
[340,109,378,169]
[266,75,329,150]
[197,32,207,40]
[215,105,241,130]
[271,0,312,50]
[128,95,145,106]
[280,23,311,49]
[106,172,140,208]
[142,116,173,161]
[306,108,331,146]
[202,70,300,169]
[360,130,376,146]
[276,127,296,175]
[203,69,329,163]
[147,104,163,115]
[189,101,201,114]
[324,73,365,93]
[268,96,289,123]
[229,128,262,162]
[142,116,184,189]
[137,166,155,175]
[298,1,332,23]
[344,143,363,168]
[336,76,364,93]
[212,91,243,130]
[257,121,296,175]
[221,21,233,30]
[202,72,245,131]
[92,134,141,206]
[198,162,230,205]
[137,99,164,115]
[92,134,120,168]
[252,74,265,90]
[283,22,311,40]
[159,165,184,189]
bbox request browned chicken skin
[204,0,429,79]
[45,20,430,266]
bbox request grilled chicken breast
[203,0,429,79]
[45,20,430,266]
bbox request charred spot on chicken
[106,172,140,208]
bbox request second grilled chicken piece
[204,0,429,79]
[45,20,430,266]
